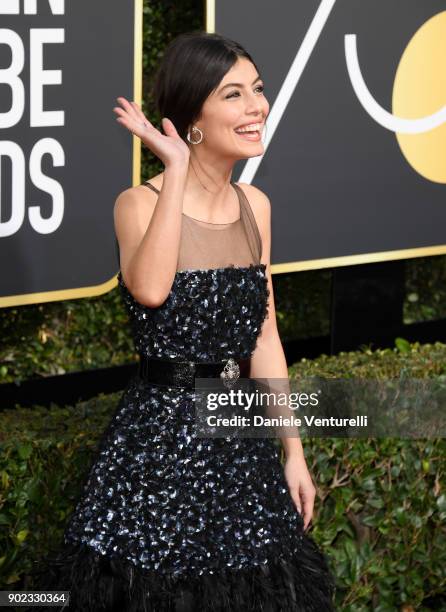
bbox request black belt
[138,354,249,389]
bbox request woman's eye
[226,85,265,99]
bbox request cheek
[224,107,242,130]
[214,117,240,140]
[206,108,239,136]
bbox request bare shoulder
[113,177,162,244]
[236,182,271,229]
[114,177,163,279]
[236,182,270,212]
[114,173,163,222]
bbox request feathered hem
[26,537,336,612]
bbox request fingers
[291,482,315,531]
[301,501,314,531]
[113,98,154,130]
[161,117,180,138]
[112,106,135,128]
[129,100,154,128]
[290,488,301,514]
[113,103,138,131]
[300,488,315,531]
[116,96,140,121]
[113,99,181,140]
[113,112,147,140]
[289,487,311,531]
[113,109,156,142]
[113,106,128,121]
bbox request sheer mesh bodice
[141,180,262,272]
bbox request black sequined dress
[31,181,336,611]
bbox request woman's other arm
[239,183,316,531]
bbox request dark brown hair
[151,31,259,142]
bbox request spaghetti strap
[232,183,263,263]
[141,181,160,194]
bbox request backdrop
[0,0,141,307]
[209,0,446,272]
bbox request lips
[234,122,264,133]
[234,128,262,142]
[234,124,264,142]
[233,122,264,144]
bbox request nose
[245,93,265,118]
[246,104,263,120]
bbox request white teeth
[235,123,262,133]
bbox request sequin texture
[32,263,336,611]
[64,264,308,575]
[116,264,270,361]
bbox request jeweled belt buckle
[220,357,240,389]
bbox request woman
[31,31,336,611]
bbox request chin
[239,144,265,160]
[224,141,263,160]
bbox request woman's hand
[113,97,190,168]
[283,453,317,531]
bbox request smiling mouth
[234,123,264,141]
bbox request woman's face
[194,57,270,160]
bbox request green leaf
[17,444,32,460]
[15,529,28,544]
[395,337,411,353]
[437,494,446,512]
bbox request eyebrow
[218,75,262,93]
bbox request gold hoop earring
[187,126,203,144]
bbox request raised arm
[113,98,190,307]
[114,165,188,307]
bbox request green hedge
[1,340,445,610]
